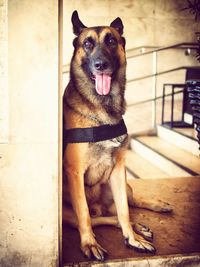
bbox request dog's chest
[84,135,127,186]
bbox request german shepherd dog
[63,11,172,261]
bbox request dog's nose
[94,59,109,71]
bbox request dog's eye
[106,36,117,48]
[109,38,117,46]
[83,40,94,50]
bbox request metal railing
[125,42,199,128]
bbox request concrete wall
[0,1,59,266]
[0,0,8,142]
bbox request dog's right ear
[110,17,124,35]
[71,10,87,36]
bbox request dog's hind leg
[127,183,172,213]
[63,206,119,228]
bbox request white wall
[0,0,8,142]
[0,1,59,266]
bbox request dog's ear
[110,17,123,35]
[71,10,87,36]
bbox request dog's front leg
[63,143,106,261]
[109,149,156,253]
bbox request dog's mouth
[91,73,112,96]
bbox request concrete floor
[62,176,200,266]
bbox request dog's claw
[82,243,107,261]
[133,223,153,242]
[84,247,92,259]
[124,236,156,254]
[153,200,172,213]
[91,245,105,261]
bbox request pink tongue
[95,74,111,95]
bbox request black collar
[63,119,127,145]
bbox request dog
[63,10,172,261]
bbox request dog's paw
[124,232,156,254]
[151,200,172,213]
[81,241,107,261]
[133,223,153,242]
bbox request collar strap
[63,119,127,144]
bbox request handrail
[127,42,199,59]
[125,46,160,57]
[126,45,160,53]
[128,89,184,107]
[127,66,200,83]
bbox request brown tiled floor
[62,176,200,265]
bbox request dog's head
[70,11,126,96]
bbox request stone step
[125,150,169,179]
[157,125,199,156]
[131,136,200,177]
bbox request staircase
[126,125,200,180]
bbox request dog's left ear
[110,17,123,35]
[71,10,87,36]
